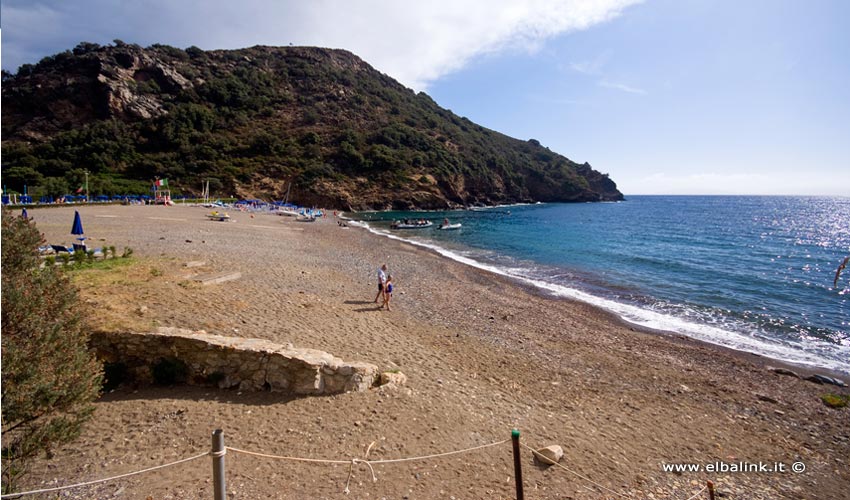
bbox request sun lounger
[51,244,73,253]
[206,212,231,222]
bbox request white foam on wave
[356,221,850,375]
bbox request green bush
[820,393,849,409]
[1,210,102,493]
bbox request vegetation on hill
[1,41,623,209]
[1,210,102,492]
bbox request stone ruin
[90,327,378,395]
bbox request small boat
[438,223,462,230]
[296,215,317,222]
[391,221,433,229]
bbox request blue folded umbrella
[71,210,84,241]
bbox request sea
[349,196,850,375]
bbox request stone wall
[90,327,378,395]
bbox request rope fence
[0,451,209,499]
[1,429,718,500]
[227,438,510,465]
[521,441,630,499]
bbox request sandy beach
[13,204,850,499]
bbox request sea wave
[356,221,850,375]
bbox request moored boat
[391,221,433,229]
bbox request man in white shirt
[374,264,388,303]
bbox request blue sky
[2,0,848,195]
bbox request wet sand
[15,204,850,499]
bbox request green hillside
[1,41,623,209]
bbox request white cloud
[599,79,646,94]
[1,0,642,90]
[567,49,613,75]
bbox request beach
[16,204,850,499]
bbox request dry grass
[71,256,206,333]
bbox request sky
[2,0,849,195]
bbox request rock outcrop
[91,327,378,395]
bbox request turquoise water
[352,196,850,374]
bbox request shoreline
[15,205,850,499]
[347,216,849,379]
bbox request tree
[1,167,44,192]
[1,210,102,493]
[39,177,70,198]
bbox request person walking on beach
[382,275,394,310]
[374,264,388,303]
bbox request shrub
[1,210,102,492]
[72,249,86,266]
[820,393,849,409]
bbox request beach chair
[73,242,87,253]
[51,244,73,254]
[206,211,231,222]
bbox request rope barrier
[367,438,510,464]
[521,442,711,500]
[225,446,351,464]
[226,438,510,465]
[520,442,631,499]
[1,435,710,499]
[0,451,209,499]
[344,441,377,494]
[227,438,510,495]
[683,485,708,500]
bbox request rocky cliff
[2,42,624,208]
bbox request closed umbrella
[71,210,84,237]
[21,207,28,219]
[71,211,86,251]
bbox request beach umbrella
[21,207,28,219]
[71,210,85,241]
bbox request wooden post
[707,480,715,500]
[212,429,226,500]
[511,429,524,500]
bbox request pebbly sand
[13,204,850,499]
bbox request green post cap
[512,429,520,438]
